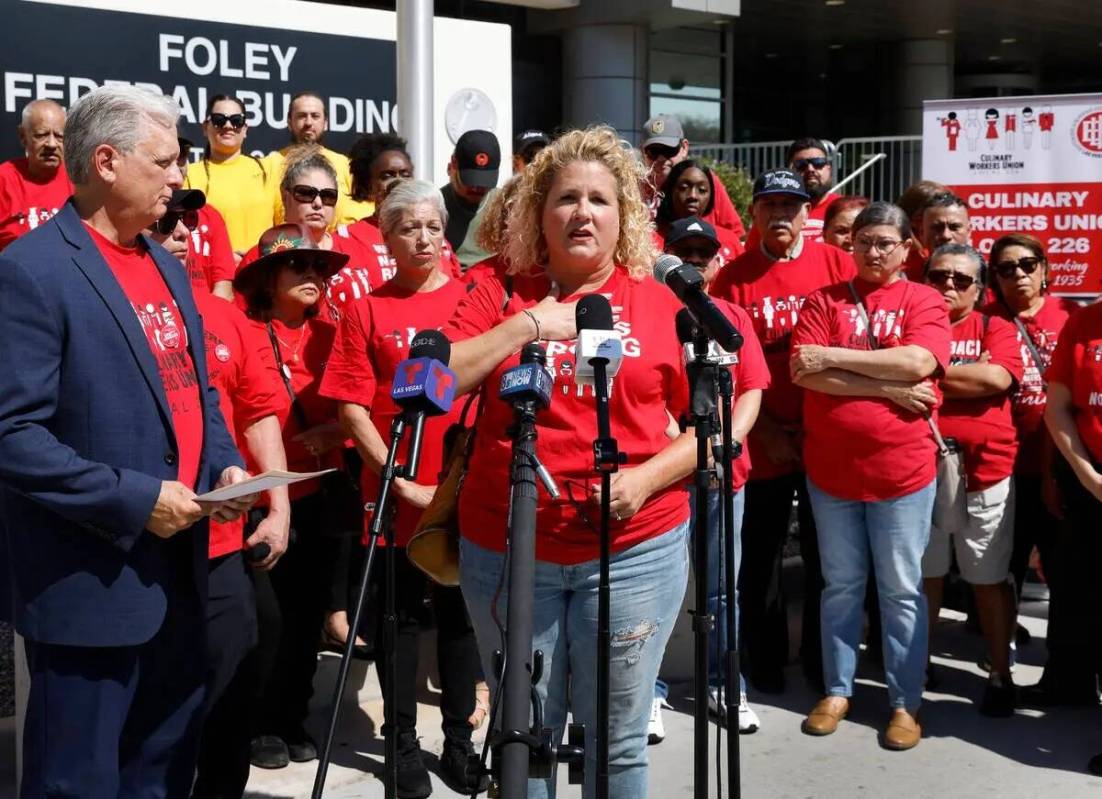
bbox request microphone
[654,254,743,353]
[390,330,457,417]
[574,295,623,387]
[675,308,740,366]
[499,343,560,499]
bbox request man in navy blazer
[0,86,257,797]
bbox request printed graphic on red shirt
[0,159,72,251]
[188,205,236,293]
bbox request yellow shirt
[263,145,375,227]
[185,155,278,253]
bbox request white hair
[20,99,65,129]
[64,85,179,184]
[378,179,448,237]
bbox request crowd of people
[0,82,1100,799]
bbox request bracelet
[522,309,541,342]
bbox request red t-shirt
[700,179,747,242]
[89,225,204,490]
[902,245,927,283]
[443,267,692,564]
[1045,302,1102,463]
[463,255,506,287]
[196,293,284,557]
[984,296,1078,475]
[245,316,340,499]
[0,159,72,251]
[187,205,236,294]
[939,313,1024,490]
[792,278,951,501]
[319,278,468,546]
[711,240,856,478]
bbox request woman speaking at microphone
[319,180,486,797]
[444,126,701,799]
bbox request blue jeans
[806,478,935,710]
[460,522,689,799]
[656,486,745,701]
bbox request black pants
[1008,474,1060,612]
[251,493,342,738]
[740,473,823,684]
[373,548,480,744]
[192,552,258,799]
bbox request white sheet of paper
[195,469,336,502]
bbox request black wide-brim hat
[232,223,349,297]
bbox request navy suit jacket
[0,201,243,647]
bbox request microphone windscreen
[521,342,547,365]
[675,308,697,345]
[410,329,451,365]
[653,253,682,285]
[576,294,614,332]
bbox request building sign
[923,92,1102,298]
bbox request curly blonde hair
[503,126,657,280]
[475,174,521,256]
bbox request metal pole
[396,0,434,179]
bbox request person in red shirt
[176,134,236,299]
[790,201,950,750]
[821,196,869,255]
[319,179,487,795]
[654,160,744,266]
[0,99,72,251]
[787,137,840,241]
[920,243,1023,716]
[445,126,700,798]
[1044,300,1102,776]
[711,168,856,694]
[233,223,352,769]
[896,181,949,282]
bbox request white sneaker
[647,697,667,744]
[737,693,760,734]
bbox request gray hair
[852,200,912,241]
[65,86,179,184]
[927,242,987,286]
[378,179,448,237]
[280,145,338,193]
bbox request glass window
[649,27,724,143]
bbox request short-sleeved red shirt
[1046,302,1102,463]
[89,225,204,490]
[711,240,856,478]
[0,159,72,251]
[196,293,284,557]
[187,205,236,294]
[319,277,468,546]
[443,267,692,564]
[939,313,1024,490]
[793,277,951,501]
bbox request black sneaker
[249,735,290,769]
[285,728,318,763]
[979,676,1016,717]
[1087,753,1102,776]
[395,733,432,799]
[1021,678,1099,707]
[439,739,489,794]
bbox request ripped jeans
[460,521,690,799]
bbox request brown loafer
[801,697,850,736]
[882,709,921,750]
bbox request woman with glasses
[984,235,1089,706]
[789,201,950,750]
[185,94,277,255]
[921,243,1023,717]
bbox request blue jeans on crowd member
[460,522,690,799]
[655,486,745,703]
[806,478,935,711]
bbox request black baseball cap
[664,216,720,250]
[455,129,501,189]
[168,189,205,212]
[514,129,550,157]
[752,169,811,201]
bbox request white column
[397,0,434,179]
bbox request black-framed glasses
[853,236,904,255]
[155,209,199,235]
[644,143,679,161]
[209,113,246,130]
[994,256,1042,279]
[926,269,977,291]
[291,185,339,207]
[791,156,830,171]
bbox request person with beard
[786,137,838,241]
[0,99,73,251]
[264,91,374,226]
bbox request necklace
[275,323,307,364]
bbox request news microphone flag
[390,330,457,416]
[574,294,623,387]
[499,360,553,409]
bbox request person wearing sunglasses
[789,202,950,750]
[785,137,839,242]
[176,134,236,300]
[186,94,277,256]
[921,243,1024,717]
[984,235,1089,709]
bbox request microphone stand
[312,410,423,799]
[717,364,742,799]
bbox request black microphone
[654,254,743,352]
[675,307,698,346]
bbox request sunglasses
[926,270,977,291]
[994,256,1042,279]
[281,258,326,276]
[791,156,830,171]
[155,209,199,235]
[209,113,246,130]
[644,143,680,161]
[291,185,339,207]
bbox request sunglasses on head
[155,209,199,235]
[644,143,679,161]
[791,156,830,171]
[290,185,339,207]
[994,256,1042,279]
[926,269,977,291]
[209,113,246,130]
